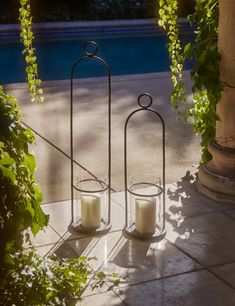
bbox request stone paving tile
[166,212,235,267]
[80,290,124,306]
[166,184,215,222]
[67,231,123,271]
[36,240,79,258]
[30,225,63,247]
[102,234,201,286]
[41,200,91,241]
[116,270,235,306]
[169,177,235,212]
[111,191,125,208]
[211,262,235,289]
[36,243,56,256]
[33,135,71,204]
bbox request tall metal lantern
[69,41,111,234]
[123,93,166,242]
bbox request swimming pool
[0,22,193,84]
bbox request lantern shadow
[108,236,168,287]
[43,232,94,259]
[112,239,151,269]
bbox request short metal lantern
[69,41,111,234]
[123,93,166,242]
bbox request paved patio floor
[7,73,235,305]
[32,179,235,306]
[8,72,200,203]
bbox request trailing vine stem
[19,0,44,103]
[158,0,222,163]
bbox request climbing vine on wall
[19,0,44,103]
[158,0,221,163]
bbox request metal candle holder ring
[123,93,166,242]
[73,179,109,194]
[127,182,163,198]
[69,41,112,234]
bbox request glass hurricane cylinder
[124,174,165,241]
[72,174,110,233]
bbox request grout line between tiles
[63,229,123,244]
[206,260,235,270]
[111,290,129,306]
[116,267,205,290]
[104,287,129,306]
[81,280,128,306]
[222,210,235,220]
[23,120,116,194]
[110,196,125,209]
[48,224,67,241]
[165,237,235,291]
[206,267,235,291]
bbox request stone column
[197,0,235,203]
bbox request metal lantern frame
[69,41,111,234]
[123,93,166,242]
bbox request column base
[197,165,235,204]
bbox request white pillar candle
[81,194,101,229]
[135,198,156,235]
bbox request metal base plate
[122,224,166,242]
[68,218,112,235]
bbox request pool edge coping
[0,18,189,32]
[3,71,191,90]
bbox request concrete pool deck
[7,72,235,305]
[7,71,200,203]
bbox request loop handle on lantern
[138,93,153,108]
[123,93,166,242]
[83,41,98,57]
[69,41,111,233]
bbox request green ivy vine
[158,0,221,163]
[19,0,44,103]
[0,86,49,276]
[1,248,121,305]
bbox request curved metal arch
[70,41,111,225]
[124,93,166,231]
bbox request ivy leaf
[31,201,49,236]
[33,183,43,202]
[24,199,35,219]
[184,42,191,55]
[31,222,41,236]
[24,129,34,143]
[23,153,36,175]
[0,157,15,166]
[0,165,16,184]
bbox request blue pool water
[0,33,193,84]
